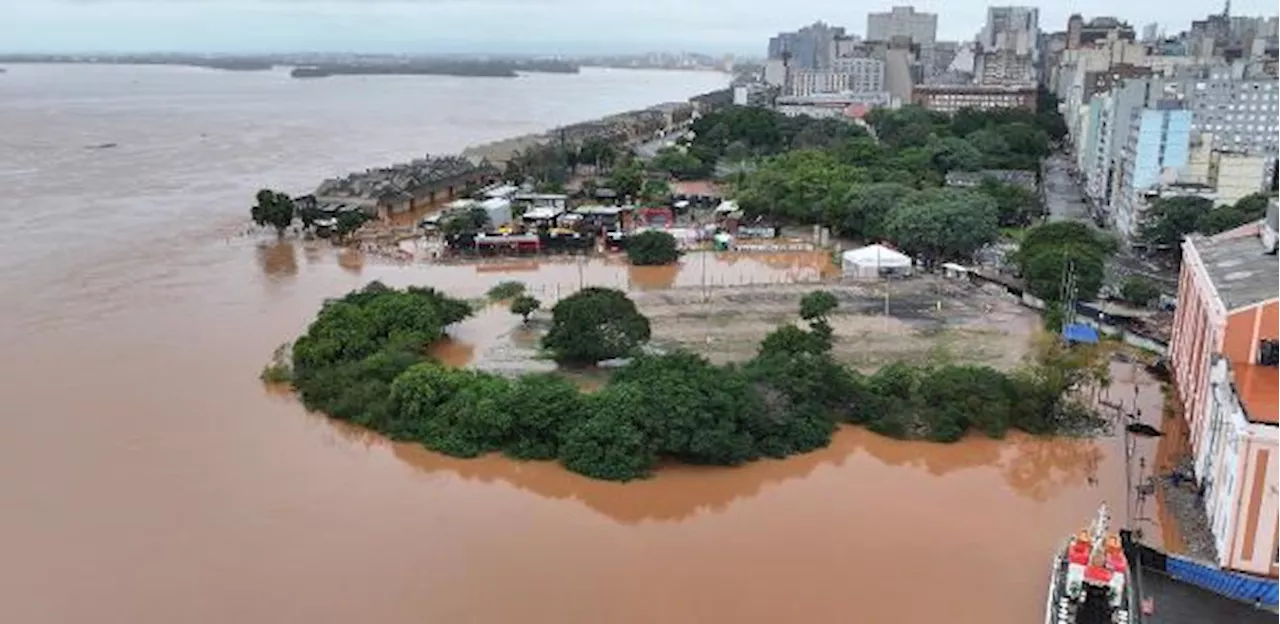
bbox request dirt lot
[457,275,1042,375]
[629,277,1040,371]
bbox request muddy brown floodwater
[1,66,1174,624]
[1,235,1173,624]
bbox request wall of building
[1203,365,1244,561]
[1227,433,1279,576]
[1213,153,1269,205]
[1201,358,1280,577]
[866,7,936,45]
[1170,241,1228,441]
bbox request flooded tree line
[265,278,1113,482]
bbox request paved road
[1043,151,1093,223]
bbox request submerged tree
[625,230,681,266]
[251,189,296,236]
[510,294,541,323]
[542,287,651,365]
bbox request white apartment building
[787,58,885,97]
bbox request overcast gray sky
[2,0,1277,55]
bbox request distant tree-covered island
[263,281,1111,482]
[0,54,580,78]
[290,59,579,79]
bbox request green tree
[1139,196,1213,250]
[640,178,671,203]
[542,287,652,365]
[487,281,526,301]
[625,230,681,266]
[928,136,984,174]
[251,189,296,236]
[333,211,369,240]
[442,206,491,235]
[288,284,473,431]
[1018,221,1117,260]
[649,147,708,180]
[826,182,914,239]
[1120,276,1161,307]
[883,189,999,266]
[735,149,868,224]
[509,294,541,323]
[1231,192,1272,220]
[1022,244,1106,304]
[499,374,589,460]
[977,177,1044,226]
[558,385,656,481]
[606,161,645,200]
[799,290,839,323]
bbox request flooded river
[0,65,1171,623]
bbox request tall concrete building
[787,59,885,97]
[1113,103,1194,237]
[867,6,937,46]
[981,6,1040,58]
[767,22,846,70]
[1162,64,1280,157]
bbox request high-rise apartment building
[981,6,1040,58]
[1162,65,1280,156]
[767,22,846,70]
[786,58,886,97]
[867,6,937,45]
[977,48,1037,84]
[1113,103,1194,237]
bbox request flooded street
[0,65,1170,624]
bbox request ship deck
[1139,569,1274,624]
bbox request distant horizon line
[0,49,760,60]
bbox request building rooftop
[1232,361,1279,425]
[1189,224,1279,311]
[914,82,1037,93]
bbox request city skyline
[2,0,1279,55]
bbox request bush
[509,294,541,323]
[499,374,590,460]
[542,287,651,365]
[559,386,657,481]
[487,281,527,301]
[1120,277,1161,307]
[289,283,473,428]
[625,230,681,266]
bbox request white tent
[841,244,913,279]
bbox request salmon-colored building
[1168,202,1279,578]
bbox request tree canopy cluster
[504,136,620,188]
[704,102,1063,262]
[1015,221,1118,307]
[625,230,682,266]
[281,282,1108,482]
[251,189,297,235]
[1138,192,1274,252]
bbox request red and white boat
[1045,504,1133,624]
